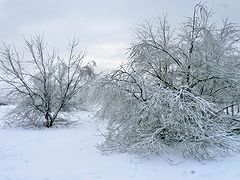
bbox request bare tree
[0,35,95,128]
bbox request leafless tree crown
[0,35,95,128]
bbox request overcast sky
[0,0,240,71]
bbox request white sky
[0,0,240,71]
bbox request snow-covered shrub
[96,3,240,160]
[99,87,239,159]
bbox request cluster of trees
[95,3,240,159]
[1,3,240,160]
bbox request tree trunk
[45,112,52,128]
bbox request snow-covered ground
[0,106,240,180]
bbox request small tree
[0,35,95,128]
[95,3,240,160]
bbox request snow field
[0,107,239,180]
